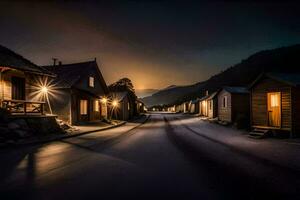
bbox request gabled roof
[249,72,300,88]
[43,61,108,93]
[222,86,249,94]
[0,45,55,76]
[191,99,200,104]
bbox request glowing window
[270,94,279,107]
[94,100,99,112]
[80,100,88,115]
[89,77,94,87]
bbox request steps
[249,128,271,139]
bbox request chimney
[205,90,209,96]
[94,57,97,62]
[58,61,62,65]
[52,58,58,66]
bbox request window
[94,100,99,112]
[89,76,94,87]
[270,94,279,107]
[80,100,88,115]
[223,96,228,108]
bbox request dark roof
[0,45,55,76]
[191,99,200,104]
[110,91,128,102]
[43,61,108,93]
[199,91,218,101]
[222,86,249,94]
[249,72,300,88]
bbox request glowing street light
[112,100,118,107]
[41,86,48,93]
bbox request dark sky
[0,0,299,89]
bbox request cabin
[199,92,218,118]
[250,73,300,137]
[43,60,109,125]
[182,101,189,113]
[109,91,134,121]
[0,45,55,116]
[190,99,200,114]
[217,86,249,123]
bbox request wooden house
[190,99,200,114]
[199,92,218,118]
[43,60,109,125]
[0,45,55,116]
[136,99,146,114]
[217,86,249,123]
[109,91,134,121]
[250,73,300,137]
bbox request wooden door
[79,99,89,121]
[11,76,25,100]
[267,92,281,127]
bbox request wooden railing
[1,100,45,115]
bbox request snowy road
[1,113,300,199]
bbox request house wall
[112,96,130,120]
[208,98,217,118]
[218,90,232,122]
[47,88,71,123]
[251,77,291,130]
[232,93,250,122]
[292,87,300,137]
[200,100,208,116]
[1,69,26,100]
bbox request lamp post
[41,86,52,115]
[109,100,119,120]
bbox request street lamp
[112,100,118,107]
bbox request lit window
[89,77,94,87]
[270,94,279,107]
[223,96,228,108]
[94,100,99,112]
[80,100,88,115]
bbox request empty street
[1,113,300,200]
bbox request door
[11,76,25,100]
[267,92,281,127]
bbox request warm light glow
[41,86,48,93]
[101,97,107,104]
[112,100,118,107]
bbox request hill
[141,44,300,107]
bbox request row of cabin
[170,73,300,138]
[0,45,141,125]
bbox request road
[1,113,300,200]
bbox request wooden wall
[251,77,291,130]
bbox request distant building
[44,60,109,125]
[249,73,300,137]
[199,91,218,118]
[217,86,249,124]
[190,99,200,114]
[136,99,146,114]
[109,91,134,121]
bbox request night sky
[0,0,299,89]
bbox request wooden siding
[251,77,291,130]
[231,93,250,122]
[218,90,232,122]
[292,87,300,137]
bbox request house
[250,73,300,137]
[199,91,218,118]
[136,99,146,114]
[190,99,200,114]
[0,45,55,116]
[217,86,249,124]
[182,101,189,113]
[109,91,134,121]
[43,60,109,125]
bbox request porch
[1,99,45,115]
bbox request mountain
[141,44,300,107]
[135,88,159,98]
